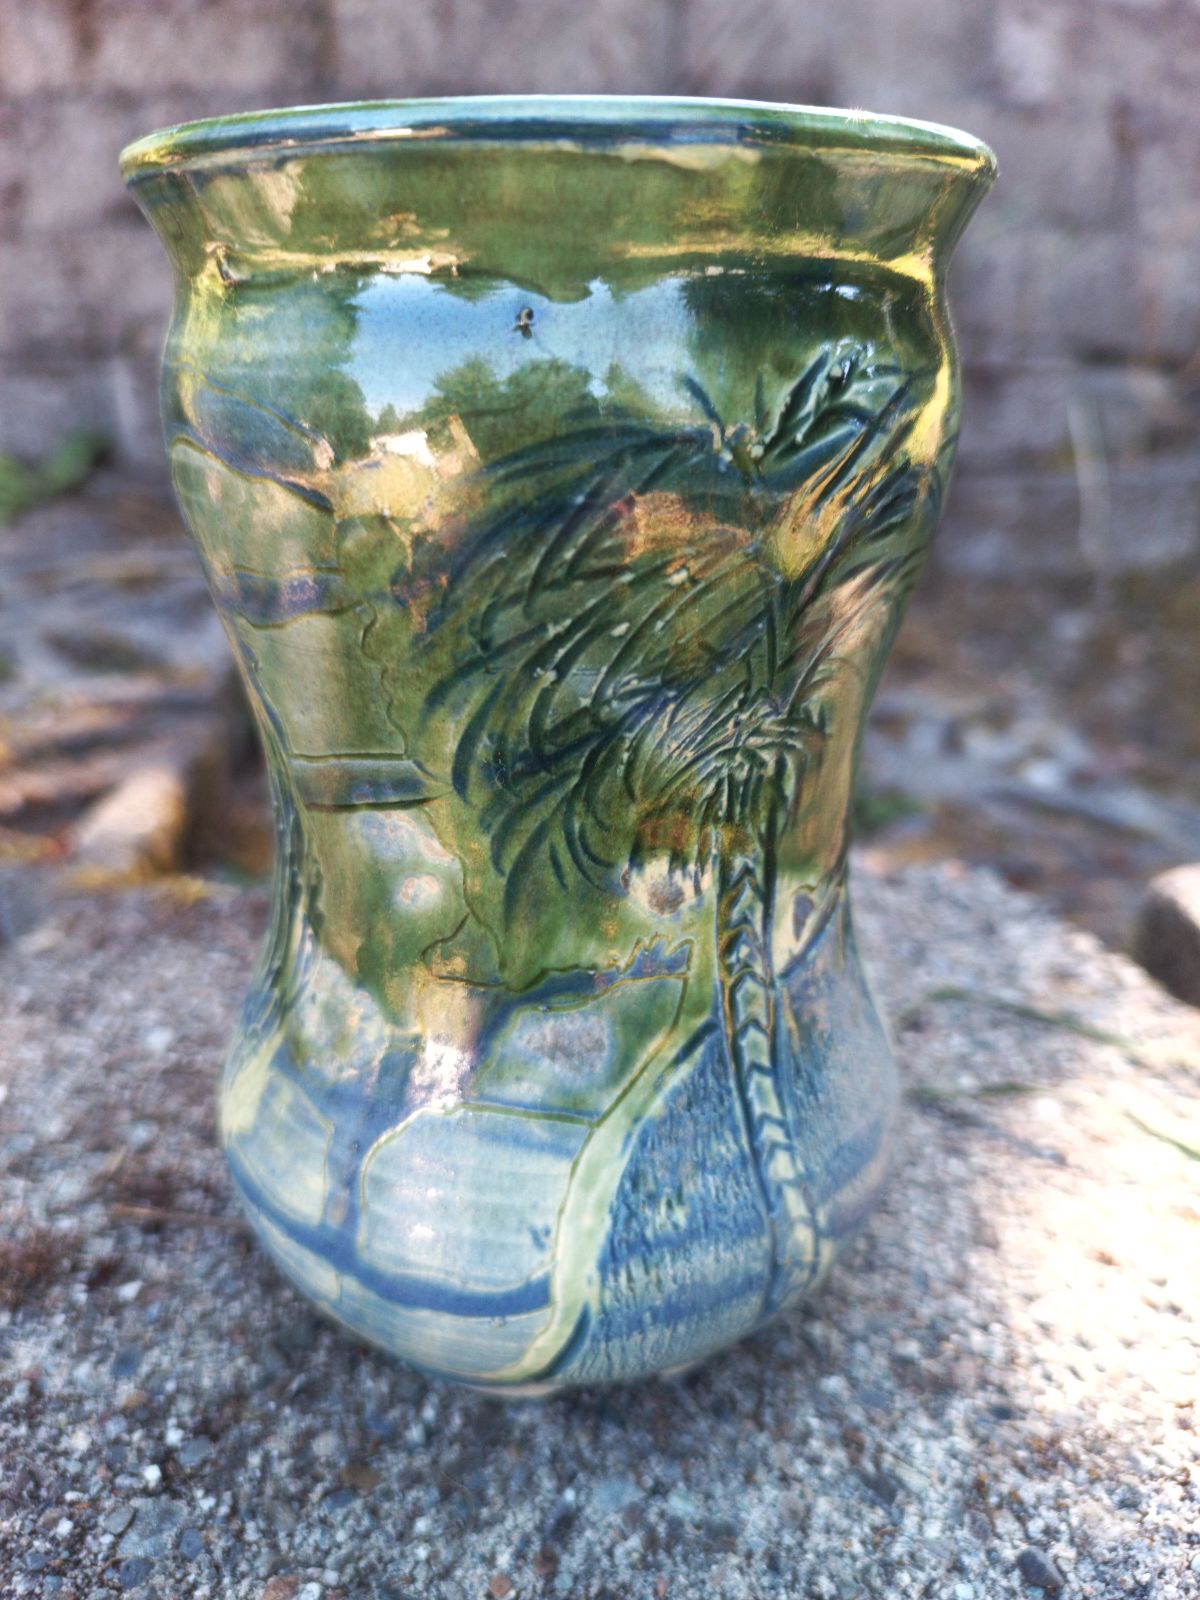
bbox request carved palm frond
[421,346,933,913]
[415,343,938,1309]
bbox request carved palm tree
[422,343,936,1307]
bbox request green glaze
[123,97,994,1390]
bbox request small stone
[268,1498,298,1536]
[362,1409,395,1441]
[296,1585,323,1600]
[1134,864,1200,1004]
[665,1486,699,1521]
[704,1513,738,1550]
[117,1557,154,1591]
[176,1436,213,1470]
[54,1516,74,1537]
[119,1497,186,1560]
[855,1384,892,1412]
[260,1580,301,1600]
[115,1281,143,1304]
[102,1505,136,1536]
[111,1347,142,1380]
[964,1510,992,1544]
[178,1526,205,1560]
[339,1460,381,1494]
[1016,1548,1065,1592]
[276,1311,323,1355]
[779,1492,807,1528]
[70,761,189,882]
[533,1546,559,1578]
[860,1468,901,1506]
[140,1464,161,1488]
[489,1577,513,1599]
[593,1473,641,1516]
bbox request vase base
[221,895,897,1391]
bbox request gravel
[1,857,1199,1598]
[1016,1546,1066,1591]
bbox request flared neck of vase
[121,95,996,296]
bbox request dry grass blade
[894,984,1200,1075]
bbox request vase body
[123,98,994,1390]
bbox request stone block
[71,760,189,881]
[0,361,114,461]
[955,363,1080,471]
[328,0,672,96]
[4,96,147,233]
[0,98,27,227]
[818,8,996,118]
[73,221,175,361]
[1041,232,1160,361]
[0,236,85,358]
[676,0,849,102]
[952,223,1143,363]
[0,4,83,97]
[1107,83,1200,351]
[0,223,170,363]
[1132,241,1200,366]
[944,444,1200,581]
[992,3,1072,110]
[70,717,231,883]
[108,356,169,470]
[946,215,1030,364]
[935,468,1083,579]
[679,0,991,110]
[1134,865,1200,1007]
[956,362,1198,477]
[1135,129,1200,250]
[979,107,1123,231]
[85,0,323,96]
[1081,366,1199,461]
[1075,459,1200,575]
[1068,0,1200,106]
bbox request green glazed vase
[122,97,995,1391]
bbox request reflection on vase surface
[124,98,995,1388]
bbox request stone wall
[2,0,1198,581]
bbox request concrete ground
[2,858,1198,1599]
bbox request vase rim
[119,94,997,184]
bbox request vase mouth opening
[119,94,997,184]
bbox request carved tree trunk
[715,792,818,1312]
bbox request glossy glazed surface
[124,97,994,1389]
